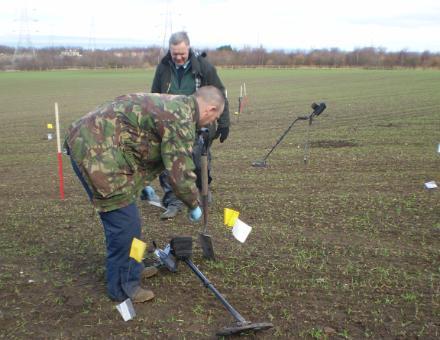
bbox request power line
[13,4,37,61]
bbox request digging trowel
[198,128,215,260]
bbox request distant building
[60,49,82,57]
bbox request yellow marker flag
[129,238,147,262]
[224,208,240,227]
[47,123,53,129]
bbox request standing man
[64,86,225,303]
[145,31,230,219]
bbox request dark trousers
[160,137,212,208]
[70,157,144,301]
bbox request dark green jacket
[151,50,230,139]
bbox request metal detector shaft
[260,116,307,162]
[184,258,247,324]
[254,102,326,166]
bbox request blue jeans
[70,156,144,301]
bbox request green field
[0,68,439,338]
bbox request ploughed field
[0,68,439,338]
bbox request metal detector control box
[170,236,193,260]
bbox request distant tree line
[1,45,439,70]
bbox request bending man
[64,86,225,303]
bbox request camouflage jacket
[64,93,200,212]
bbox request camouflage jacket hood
[64,93,200,212]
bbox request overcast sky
[1,0,440,52]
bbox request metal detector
[198,128,215,260]
[252,102,326,167]
[153,237,273,337]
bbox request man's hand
[214,126,229,143]
[188,206,202,222]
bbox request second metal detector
[252,102,326,167]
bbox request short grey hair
[169,31,190,47]
[195,86,225,113]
